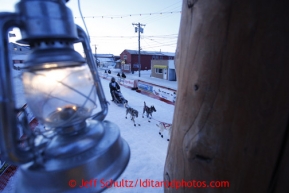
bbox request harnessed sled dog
[142,101,156,122]
[125,103,140,126]
[156,122,172,141]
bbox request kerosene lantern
[0,0,130,192]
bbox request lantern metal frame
[0,0,130,192]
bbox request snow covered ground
[102,77,174,193]
[2,71,175,193]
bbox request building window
[14,48,17,51]
[123,55,127,60]
[152,55,159,60]
[155,68,163,74]
[124,64,130,70]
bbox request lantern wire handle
[76,25,108,121]
[77,0,90,43]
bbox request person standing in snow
[109,77,120,101]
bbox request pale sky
[0,0,182,56]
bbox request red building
[120,49,174,73]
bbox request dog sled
[112,90,128,106]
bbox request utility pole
[132,23,145,77]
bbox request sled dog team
[109,77,171,141]
[125,102,156,126]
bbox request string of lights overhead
[74,11,181,19]
[88,34,178,39]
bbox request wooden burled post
[164,0,289,192]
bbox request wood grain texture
[164,0,289,192]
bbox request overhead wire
[138,4,181,24]
[136,2,181,23]
[133,2,181,52]
[141,35,177,51]
[142,39,177,50]
[88,34,178,39]
[73,11,181,20]
[140,2,179,23]
[142,10,181,25]
[74,1,181,54]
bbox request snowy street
[101,77,174,193]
